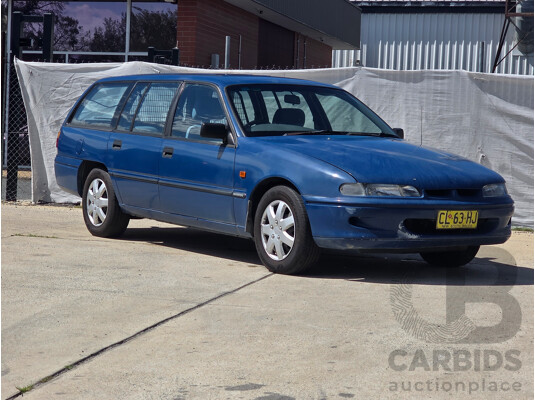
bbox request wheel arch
[246,177,301,236]
[77,161,108,197]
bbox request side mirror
[392,128,404,139]
[200,123,228,142]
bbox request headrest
[273,108,305,126]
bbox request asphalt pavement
[1,202,533,399]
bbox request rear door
[158,83,236,225]
[108,81,180,211]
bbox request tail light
[56,130,61,148]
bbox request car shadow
[120,226,260,265]
[120,227,533,287]
[303,251,533,286]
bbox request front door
[158,83,236,226]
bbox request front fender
[233,137,355,231]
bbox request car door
[158,83,236,225]
[108,81,180,211]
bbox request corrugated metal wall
[333,12,534,75]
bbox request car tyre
[420,246,480,268]
[254,186,320,274]
[82,169,129,237]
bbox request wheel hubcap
[260,200,295,261]
[86,178,108,227]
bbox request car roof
[97,73,336,89]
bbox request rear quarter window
[70,82,131,129]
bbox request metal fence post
[4,11,54,201]
[5,12,23,201]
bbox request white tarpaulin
[14,60,534,226]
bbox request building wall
[177,0,332,69]
[295,34,333,69]
[178,0,259,68]
[258,19,294,68]
[333,12,534,75]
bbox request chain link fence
[2,61,32,202]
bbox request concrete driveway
[2,203,533,399]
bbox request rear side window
[70,83,130,128]
[132,82,180,134]
[117,83,150,131]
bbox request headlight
[366,184,421,197]
[340,183,365,196]
[482,183,508,197]
[340,183,421,197]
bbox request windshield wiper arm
[379,131,401,138]
[284,130,347,136]
[345,132,381,137]
[284,130,397,137]
[345,131,403,137]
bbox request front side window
[171,84,227,143]
[227,84,394,137]
[70,82,130,128]
[131,82,180,134]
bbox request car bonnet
[254,135,505,190]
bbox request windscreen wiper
[378,131,401,138]
[345,131,400,137]
[345,132,380,137]
[284,130,347,136]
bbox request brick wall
[177,0,332,69]
[302,37,333,68]
[294,34,333,69]
[176,0,197,66]
[178,0,258,68]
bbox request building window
[130,2,176,52]
[5,0,177,62]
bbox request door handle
[112,139,122,150]
[162,147,174,158]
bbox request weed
[12,233,59,239]
[16,384,33,393]
[512,227,534,232]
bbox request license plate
[436,210,478,229]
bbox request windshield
[226,84,396,137]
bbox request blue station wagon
[55,74,514,274]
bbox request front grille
[404,218,498,235]
[457,189,480,198]
[424,188,482,200]
[425,189,453,198]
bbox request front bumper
[304,198,514,253]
